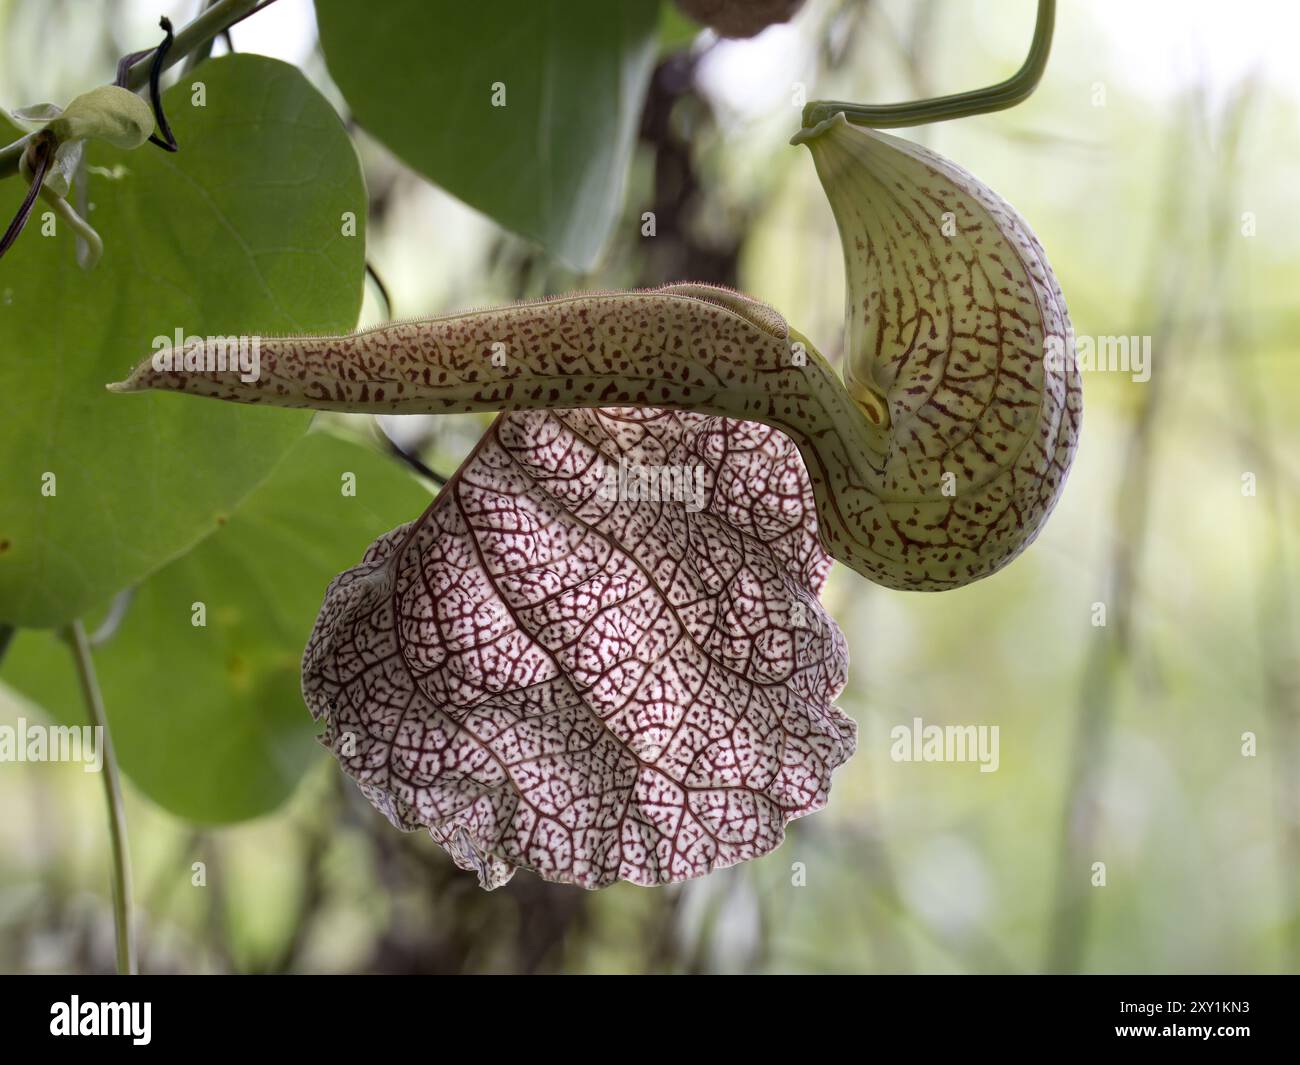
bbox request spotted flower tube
[109,119,1081,888]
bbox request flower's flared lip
[789,109,852,147]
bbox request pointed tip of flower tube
[105,369,150,393]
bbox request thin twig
[0,0,265,180]
[0,132,52,260]
[145,18,180,152]
[1044,92,1201,973]
[124,0,272,91]
[1208,81,1299,972]
[365,261,393,321]
[63,619,137,974]
[375,421,448,486]
[181,0,223,76]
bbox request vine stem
[801,0,1055,130]
[181,0,225,77]
[63,618,137,975]
[0,0,263,180]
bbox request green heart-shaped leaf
[314,0,658,269]
[0,54,366,627]
[1,431,433,821]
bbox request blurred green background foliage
[0,0,1296,973]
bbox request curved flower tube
[112,119,1080,591]
[109,120,1080,887]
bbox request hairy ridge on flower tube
[111,235,1079,591]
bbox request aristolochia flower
[110,116,1078,889]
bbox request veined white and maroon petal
[303,407,853,889]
